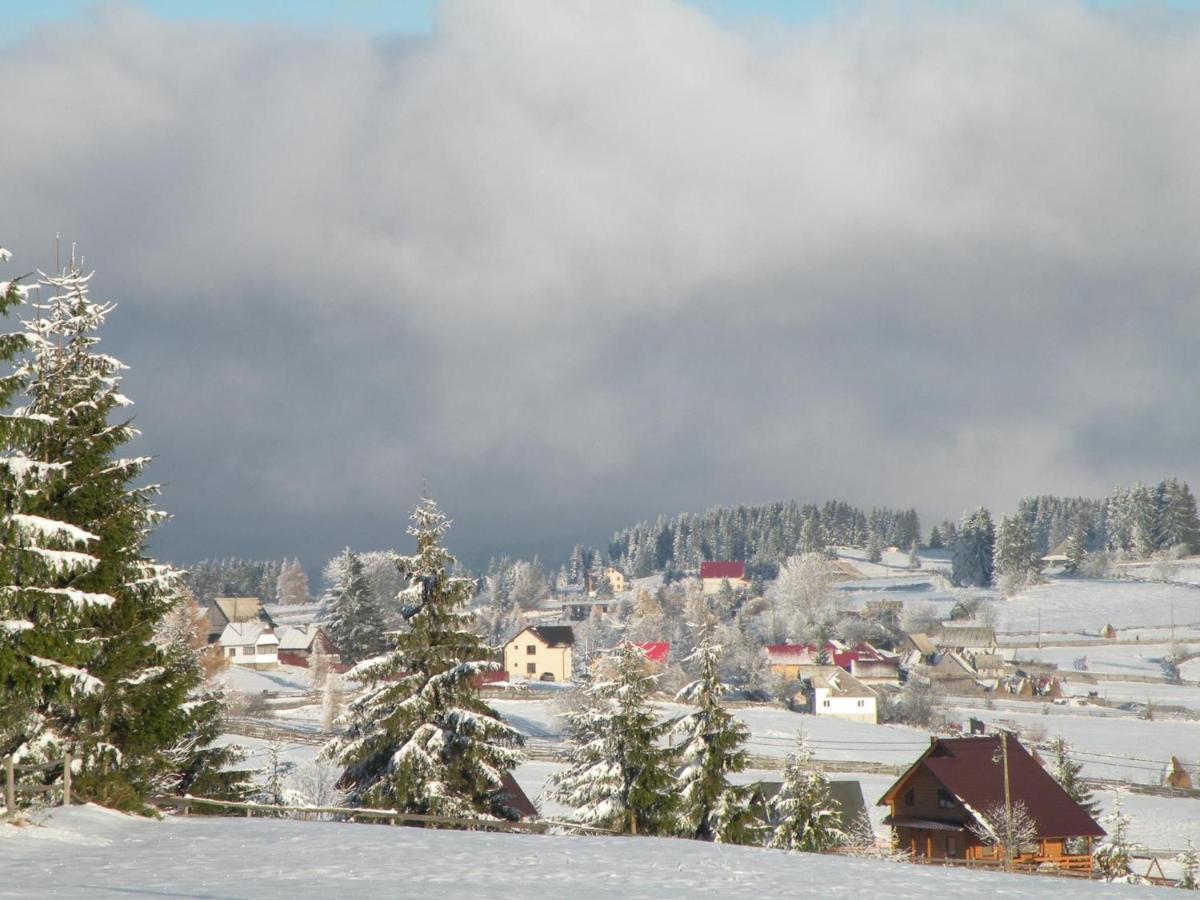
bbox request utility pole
[1037,607,1041,650]
[1001,730,1012,871]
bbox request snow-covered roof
[213,597,264,624]
[276,624,321,651]
[219,622,278,647]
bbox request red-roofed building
[879,736,1103,869]
[699,561,750,595]
[635,642,670,666]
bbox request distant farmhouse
[503,625,575,683]
[700,561,750,595]
[218,621,279,669]
[206,596,275,644]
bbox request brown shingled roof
[881,736,1104,840]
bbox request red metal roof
[635,642,670,665]
[888,737,1104,839]
[699,561,746,580]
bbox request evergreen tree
[0,245,101,768]
[907,539,920,570]
[548,642,677,835]
[325,498,523,818]
[323,548,389,664]
[994,514,1042,595]
[1156,478,1200,554]
[1178,839,1199,890]
[1094,794,1136,882]
[1063,524,1087,576]
[276,558,310,605]
[13,257,214,807]
[866,529,883,564]
[1049,738,1099,818]
[769,734,844,851]
[952,508,995,587]
[928,526,943,550]
[672,620,754,843]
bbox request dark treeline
[184,558,281,605]
[598,501,921,581]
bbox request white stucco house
[219,621,280,669]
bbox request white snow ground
[0,805,1165,899]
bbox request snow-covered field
[217,663,314,695]
[0,805,1165,899]
[997,579,1200,639]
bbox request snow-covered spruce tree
[325,498,523,818]
[672,620,755,843]
[155,592,253,802]
[1178,839,1199,890]
[1063,524,1087,576]
[0,246,107,771]
[322,547,388,665]
[769,734,844,852]
[952,507,995,587]
[15,258,210,808]
[994,515,1042,596]
[548,642,677,835]
[1094,794,1138,882]
[1049,737,1099,820]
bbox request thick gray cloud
[2,1,1198,571]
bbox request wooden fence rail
[3,752,72,818]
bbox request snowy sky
[2,0,1199,572]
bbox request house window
[822,700,831,708]
[526,662,536,674]
[946,837,957,856]
[857,700,865,707]
[937,789,955,809]
[527,645,537,655]
[904,789,915,806]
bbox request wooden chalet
[878,736,1104,869]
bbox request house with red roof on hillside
[635,642,670,666]
[699,561,750,595]
[879,735,1104,869]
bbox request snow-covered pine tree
[768,733,844,851]
[322,547,388,665]
[325,498,523,818]
[1094,794,1137,882]
[0,245,106,770]
[952,507,995,587]
[10,255,207,807]
[994,515,1042,596]
[276,558,310,605]
[928,526,943,550]
[155,591,253,801]
[1178,839,1199,890]
[866,529,883,564]
[548,641,677,835]
[1063,524,1087,576]
[672,619,754,843]
[1049,737,1099,820]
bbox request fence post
[4,756,13,819]
[62,751,72,807]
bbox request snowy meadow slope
[0,805,1164,899]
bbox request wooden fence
[149,794,617,837]
[3,752,72,819]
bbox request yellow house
[605,567,627,594]
[503,625,575,683]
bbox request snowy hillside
[0,805,1164,899]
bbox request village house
[792,665,878,723]
[276,624,341,666]
[932,625,998,657]
[218,621,280,669]
[699,560,750,595]
[878,735,1104,869]
[586,566,627,596]
[206,596,275,644]
[503,625,575,683]
[635,642,670,667]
